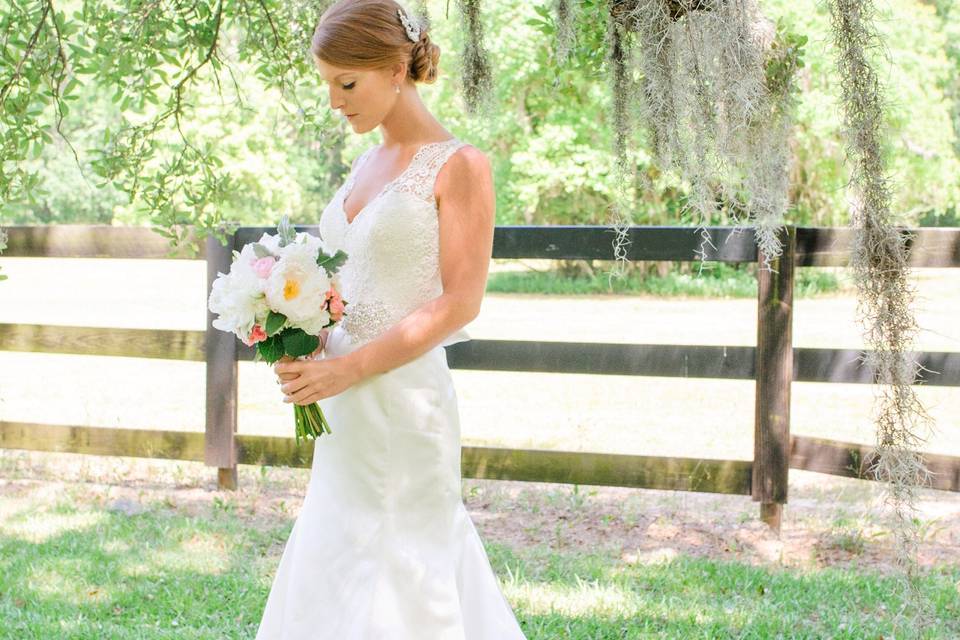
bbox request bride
[256,1,527,638]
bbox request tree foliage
[2,0,341,254]
[1,0,957,255]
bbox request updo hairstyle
[310,0,441,84]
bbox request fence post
[753,225,795,532]
[205,226,239,490]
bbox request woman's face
[315,59,402,133]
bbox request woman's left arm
[276,145,494,404]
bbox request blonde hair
[311,0,441,84]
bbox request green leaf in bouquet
[280,327,320,358]
[276,215,296,248]
[265,310,287,336]
[257,334,286,363]
[317,248,348,275]
[252,242,276,259]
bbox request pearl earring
[394,84,400,94]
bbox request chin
[353,121,375,133]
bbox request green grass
[1,495,957,639]
[0,495,272,639]
[487,542,960,639]
[486,263,851,298]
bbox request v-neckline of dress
[339,137,457,229]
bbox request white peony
[298,310,332,336]
[294,230,325,255]
[255,231,282,255]
[264,240,332,334]
[256,230,323,256]
[208,249,270,340]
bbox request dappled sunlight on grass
[23,566,103,606]
[100,538,132,554]
[0,497,268,638]
[484,541,960,638]
[143,531,232,576]
[0,504,105,544]
[505,580,636,617]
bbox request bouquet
[207,215,348,444]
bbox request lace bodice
[318,137,473,348]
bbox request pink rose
[242,323,268,346]
[253,256,276,279]
[325,286,345,322]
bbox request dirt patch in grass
[1,450,958,578]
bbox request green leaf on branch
[252,242,276,259]
[257,335,285,363]
[317,249,348,275]
[276,215,296,247]
[280,328,319,358]
[265,310,287,336]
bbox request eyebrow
[321,73,355,85]
[334,73,354,80]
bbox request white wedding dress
[255,137,528,639]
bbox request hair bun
[409,31,440,84]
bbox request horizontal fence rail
[0,422,756,494]
[6,224,960,266]
[3,224,207,260]
[3,422,956,494]
[2,223,958,524]
[2,324,957,386]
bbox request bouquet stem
[290,353,332,446]
[293,402,332,446]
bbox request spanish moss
[604,1,641,282]
[828,0,937,621]
[455,0,495,116]
[622,0,797,270]
[553,0,579,67]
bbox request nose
[327,88,344,112]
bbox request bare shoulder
[435,144,493,202]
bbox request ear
[391,61,407,85]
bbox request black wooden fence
[2,223,958,530]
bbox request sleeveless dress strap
[393,138,470,204]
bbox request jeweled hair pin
[397,6,421,42]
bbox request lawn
[1,452,958,639]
